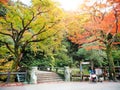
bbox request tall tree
[0,0,63,72]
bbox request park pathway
[0,82,120,90]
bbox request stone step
[37,77,63,82]
[37,73,59,76]
[36,71,64,83]
[37,75,62,78]
[37,77,62,80]
[37,78,63,82]
[37,79,64,83]
[38,80,64,83]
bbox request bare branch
[24,11,35,29]
[10,23,18,33]
[113,7,118,34]
[28,30,59,43]
[23,9,49,29]
[19,16,25,28]
[0,31,12,37]
[30,23,46,40]
[29,20,60,41]
[37,10,50,15]
[0,40,14,54]
[5,43,14,54]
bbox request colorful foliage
[68,0,120,50]
[0,59,14,80]
[0,0,8,4]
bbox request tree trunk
[90,60,94,70]
[8,53,23,82]
[106,45,117,81]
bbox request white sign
[81,62,90,64]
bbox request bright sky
[56,0,84,11]
[13,0,85,11]
[12,0,31,6]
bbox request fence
[0,71,27,83]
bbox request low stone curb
[0,83,24,87]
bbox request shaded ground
[0,82,120,90]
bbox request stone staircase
[36,71,64,83]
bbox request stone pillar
[64,66,70,82]
[30,67,37,84]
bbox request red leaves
[68,29,101,50]
[68,9,120,50]
[86,10,120,35]
[99,13,117,34]
[112,42,120,44]
[0,0,8,4]
[68,0,120,50]
[108,0,120,3]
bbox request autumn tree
[63,12,90,60]
[85,0,120,81]
[0,0,63,73]
[68,0,120,81]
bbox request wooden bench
[71,74,90,81]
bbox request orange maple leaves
[108,0,120,3]
[93,12,120,34]
[68,3,120,50]
[0,0,8,5]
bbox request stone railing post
[64,66,70,82]
[30,67,37,84]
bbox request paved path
[0,82,120,90]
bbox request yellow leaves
[5,8,22,29]
[31,17,46,32]
[64,13,89,36]
[31,0,54,13]
[0,0,64,65]
[22,31,33,40]
[32,0,51,7]
[0,59,5,63]
[5,61,13,68]
[0,59,14,80]
[0,59,14,71]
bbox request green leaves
[0,3,7,17]
[0,0,65,72]
[77,47,107,67]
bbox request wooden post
[80,62,83,81]
[6,71,10,83]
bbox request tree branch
[31,23,46,38]
[28,30,59,43]
[29,20,60,41]
[0,40,14,54]
[0,31,12,37]
[113,7,118,34]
